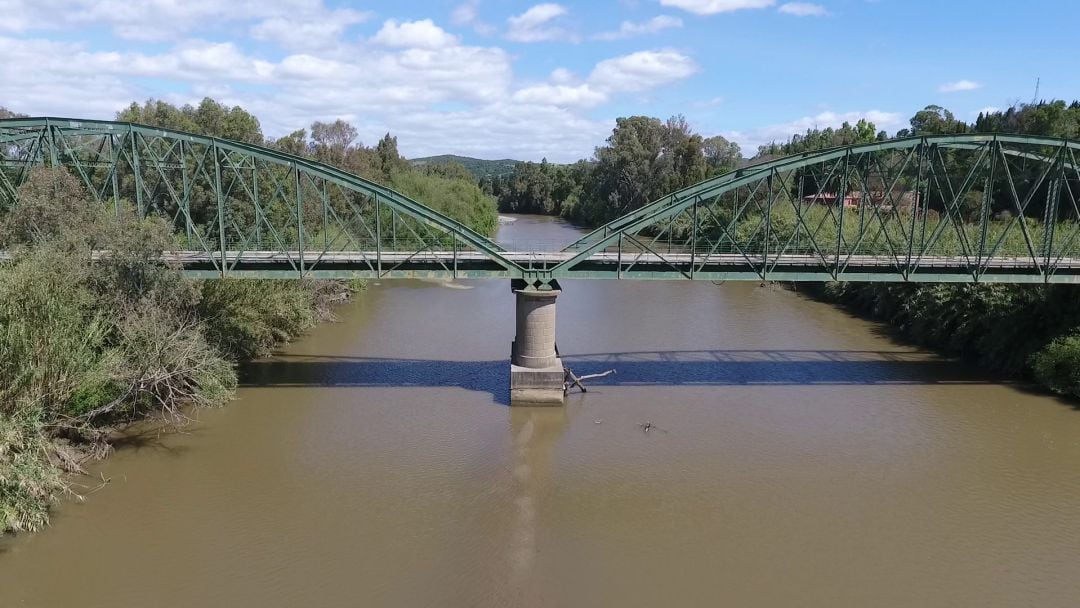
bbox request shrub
[198,279,321,359]
[0,414,64,533]
[1031,335,1080,398]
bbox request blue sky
[2,0,1077,161]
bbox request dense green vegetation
[0,99,498,534]
[410,155,521,180]
[116,99,498,233]
[783,101,1080,400]
[485,116,741,225]
[0,167,360,534]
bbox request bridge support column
[510,280,565,406]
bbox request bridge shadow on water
[239,349,1003,406]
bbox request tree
[908,105,965,135]
[375,133,406,180]
[271,129,309,156]
[702,135,741,176]
[115,98,263,143]
[311,119,358,166]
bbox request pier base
[509,280,565,406]
[509,363,566,406]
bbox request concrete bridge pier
[510,279,565,406]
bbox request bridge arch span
[0,117,520,278]
[555,134,1080,284]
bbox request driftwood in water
[563,368,616,394]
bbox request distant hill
[409,154,521,179]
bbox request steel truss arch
[553,134,1080,283]
[0,117,521,279]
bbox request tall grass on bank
[0,168,356,534]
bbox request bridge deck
[112,251,1080,283]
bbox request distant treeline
[116,99,499,236]
[486,101,1080,229]
[410,154,521,180]
[483,115,742,226]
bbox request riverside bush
[817,281,1080,395]
[1031,336,1080,398]
[0,168,348,534]
[199,279,323,359]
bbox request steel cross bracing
[4,118,1080,284]
[0,117,517,280]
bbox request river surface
[2,215,1080,607]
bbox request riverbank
[0,169,363,535]
[805,282,1080,400]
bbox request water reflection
[507,407,568,588]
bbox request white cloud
[589,49,698,92]
[778,3,827,16]
[372,19,460,49]
[251,9,372,51]
[659,0,776,15]
[508,49,698,110]
[0,0,367,43]
[691,96,725,109]
[0,13,698,161]
[594,15,683,40]
[939,80,983,93]
[506,3,576,42]
[452,0,496,35]
[549,68,577,84]
[723,110,905,152]
[452,0,479,24]
[383,102,610,162]
[513,84,608,107]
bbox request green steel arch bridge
[3,117,1080,285]
[3,117,1080,403]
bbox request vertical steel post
[617,232,623,279]
[796,173,805,253]
[131,129,144,217]
[109,133,120,217]
[690,197,699,279]
[1042,143,1065,274]
[835,152,850,277]
[322,180,329,251]
[859,163,869,253]
[907,142,926,274]
[212,141,227,276]
[375,195,382,276]
[45,120,58,167]
[977,139,998,275]
[294,165,304,277]
[919,145,931,257]
[764,169,774,277]
[252,161,261,249]
[179,139,192,247]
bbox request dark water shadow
[239,349,1002,404]
[1007,382,1080,411]
[106,423,202,457]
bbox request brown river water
[2,215,1080,607]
